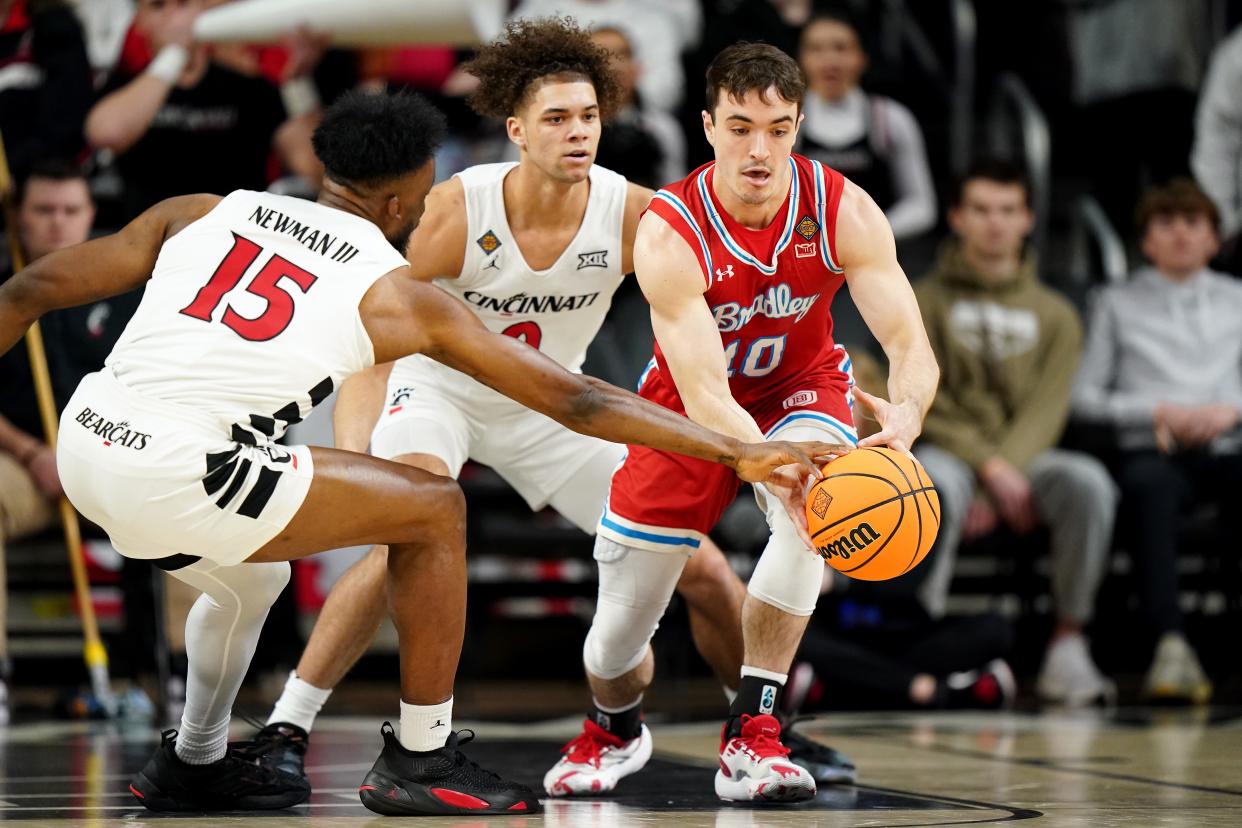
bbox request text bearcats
[713,283,821,333]
[248,206,360,264]
[75,407,152,450]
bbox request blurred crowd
[1,0,1240,720]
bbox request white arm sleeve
[879,99,938,240]
[1191,30,1242,238]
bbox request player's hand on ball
[854,389,922,454]
[735,440,852,554]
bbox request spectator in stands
[589,25,684,188]
[1191,24,1242,277]
[789,593,1014,712]
[0,159,97,723]
[510,0,696,113]
[0,0,92,181]
[1072,178,1241,704]
[84,0,320,221]
[914,159,1118,707]
[796,7,936,241]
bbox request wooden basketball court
[0,708,1238,826]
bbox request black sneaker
[358,722,541,816]
[782,720,857,785]
[130,730,311,811]
[232,722,309,781]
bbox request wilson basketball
[805,447,940,580]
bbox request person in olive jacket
[913,159,1118,707]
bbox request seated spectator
[1191,24,1242,277]
[1072,178,1241,704]
[796,7,936,241]
[914,159,1118,707]
[0,158,98,723]
[84,0,319,221]
[0,0,92,181]
[788,593,1014,713]
[590,25,685,188]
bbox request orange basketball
[805,447,940,580]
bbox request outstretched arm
[0,194,220,357]
[359,275,844,484]
[838,180,939,452]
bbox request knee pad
[747,491,825,617]
[186,560,291,613]
[582,538,688,680]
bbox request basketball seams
[809,486,936,538]
[911,459,941,527]
[861,448,927,577]
[837,492,903,573]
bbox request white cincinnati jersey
[106,190,408,445]
[397,162,627,393]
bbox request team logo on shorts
[388,387,414,415]
[74,407,152,450]
[782,390,818,409]
[796,215,820,240]
[476,230,502,254]
[811,488,833,520]
[577,250,608,269]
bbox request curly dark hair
[462,17,621,119]
[312,89,447,188]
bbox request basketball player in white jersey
[0,90,844,815]
[243,18,854,793]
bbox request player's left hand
[737,441,852,554]
[854,389,922,454]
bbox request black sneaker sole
[358,770,541,816]
[129,771,311,812]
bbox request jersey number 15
[179,233,318,342]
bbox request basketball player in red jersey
[545,43,938,802]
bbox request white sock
[740,665,788,684]
[722,685,738,704]
[268,670,332,732]
[399,697,453,752]
[175,714,228,765]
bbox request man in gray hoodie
[1072,178,1242,704]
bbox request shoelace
[447,730,506,784]
[560,721,623,769]
[735,715,791,760]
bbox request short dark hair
[803,5,865,43]
[19,158,89,204]
[312,90,446,189]
[1135,177,1220,237]
[705,42,807,117]
[463,17,620,119]
[952,158,1031,207]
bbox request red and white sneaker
[543,719,652,797]
[715,714,816,803]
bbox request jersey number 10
[179,233,319,342]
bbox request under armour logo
[431,719,447,729]
[715,264,735,281]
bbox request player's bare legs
[740,597,810,675]
[287,452,452,695]
[679,550,746,690]
[248,448,467,706]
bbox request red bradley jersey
[641,153,853,430]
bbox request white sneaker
[715,714,816,803]
[1036,633,1116,707]
[544,719,652,797]
[1143,632,1212,704]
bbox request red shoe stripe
[508,801,529,811]
[129,784,145,800]
[718,759,732,778]
[431,788,491,810]
[773,764,801,776]
[358,785,377,792]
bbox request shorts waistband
[87,369,226,434]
